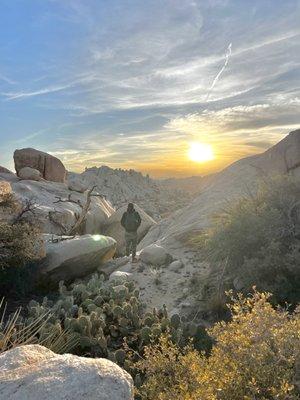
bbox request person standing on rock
[121,203,141,263]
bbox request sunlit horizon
[0,1,299,178]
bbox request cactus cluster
[26,272,206,365]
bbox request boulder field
[0,171,114,235]
[0,345,134,400]
[68,165,191,220]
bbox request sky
[0,0,299,178]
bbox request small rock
[233,276,245,291]
[139,244,172,266]
[179,301,192,309]
[109,271,133,282]
[18,166,42,181]
[169,260,182,272]
[68,177,88,193]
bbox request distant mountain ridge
[68,165,194,219]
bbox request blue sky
[0,0,299,177]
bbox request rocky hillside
[140,129,300,249]
[105,129,300,316]
[68,166,192,220]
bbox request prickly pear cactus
[26,272,201,365]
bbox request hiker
[121,203,141,263]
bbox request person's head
[127,202,134,212]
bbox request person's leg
[131,233,137,260]
[125,233,131,256]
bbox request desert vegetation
[192,176,300,307]
[1,135,300,399]
[2,175,300,399]
[132,291,300,400]
[0,187,43,295]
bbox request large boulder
[104,204,156,255]
[0,344,134,400]
[18,166,42,181]
[39,234,117,283]
[139,243,172,266]
[14,148,66,183]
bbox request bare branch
[12,198,38,225]
[49,185,104,236]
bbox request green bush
[198,176,300,304]
[134,291,300,400]
[0,221,44,295]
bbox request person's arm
[121,212,126,228]
[136,212,141,227]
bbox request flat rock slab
[39,234,117,283]
[0,344,134,400]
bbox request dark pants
[125,231,137,258]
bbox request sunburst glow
[188,142,214,163]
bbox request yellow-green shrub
[134,291,300,400]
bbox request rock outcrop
[104,204,156,255]
[0,172,114,234]
[0,344,134,400]
[140,129,300,250]
[39,234,117,283]
[14,148,66,183]
[115,129,300,314]
[0,166,14,174]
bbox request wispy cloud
[0,73,16,85]
[2,83,74,100]
[0,0,299,177]
[206,43,232,101]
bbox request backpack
[123,211,141,232]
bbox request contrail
[206,43,232,101]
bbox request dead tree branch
[68,185,97,235]
[12,198,38,225]
[49,185,100,236]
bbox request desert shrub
[0,221,44,295]
[26,274,209,363]
[0,298,78,354]
[0,192,16,210]
[134,291,300,400]
[198,176,300,304]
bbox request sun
[188,142,214,163]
